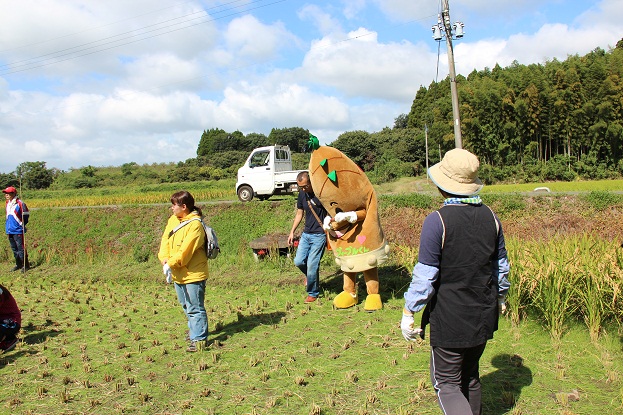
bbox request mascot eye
[330,202,338,207]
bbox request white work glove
[401,312,422,342]
[334,211,357,223]
[323,215,333,231]
[498,296,507,315]
[163,263,173,284]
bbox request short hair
[296,171,309,182]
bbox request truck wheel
[237,185,254,202]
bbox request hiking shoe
[304,296,317,303]
[10,266,20,272]
[0,338,18,352]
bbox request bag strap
[168,217,202,239]
[306,199,324,227]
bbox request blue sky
[0,0,621,173]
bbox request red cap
[2,186,17,194]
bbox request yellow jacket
[158,211,208,284]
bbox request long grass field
[1,186,622,414]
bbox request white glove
[498,296,507,315]
[334,211,357,223]
[163,263,173,284]
[401,312,422,341]
[322,215,333,231]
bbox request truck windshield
[250,151,270,167]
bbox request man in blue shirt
[288,171,328,303]
[4,186,30,272]
[401,149,510,415]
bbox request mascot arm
[333,209,366,224]
[334,211,357,223]
[323,215,332,231]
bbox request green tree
[15,161,55,190]
[0,172,18,190]
[121,162,138,177]
[268,127,309,152]
[197,128,229,157]
[330,130,376,170]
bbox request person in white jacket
[3,186,30,272]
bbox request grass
[2,264,622,415]
[1,187,623,413]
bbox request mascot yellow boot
[307,136,389,311]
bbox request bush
[582,191,621,211]
[542,155,577,181]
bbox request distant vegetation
[2,40,623,192]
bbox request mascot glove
[163,263,173,284]
[334,211,357,223]
[323,215,333,231]
[401,312,422,342]
[498,296,507,315]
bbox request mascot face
[309,147,373,217]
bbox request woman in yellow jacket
[158,190,208,352]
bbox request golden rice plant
[509,234,622,339]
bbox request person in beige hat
[400,148,511,415]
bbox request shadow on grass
[21,319,64,344]
[321,264,411,303]
[0,320,63,368]
[481,353,533,414]
[210,311,286,344]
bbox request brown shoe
[304,296,317,303]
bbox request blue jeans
[294,232,326,298]
[174,280,208,341]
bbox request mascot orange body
[308,145,389,311]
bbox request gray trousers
[430,343,487,415]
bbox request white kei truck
[235,145,307,202]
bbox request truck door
[248,149,274,194]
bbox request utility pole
[432,0,464,149]
[425,124,429,182]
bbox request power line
[0,0,286,76]
[3,10,437,116]
[0,0,213,53]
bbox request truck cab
[235,145,306,202]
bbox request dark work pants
[430,343,487,415]
[8,234,27,268]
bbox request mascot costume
[307,135,389,311]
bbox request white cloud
[1,0,623,174]
[224,15,296,61]
[301,29,436,101]
[216,81,351,132]
[298,5,345,36]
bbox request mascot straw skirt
[308,142,390,311]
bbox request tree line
[2,39,623,191]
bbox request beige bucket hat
[428,148,483,196]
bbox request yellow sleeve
[158,216,177,263]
